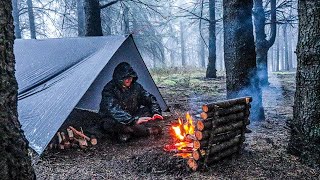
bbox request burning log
[202,97,252,112]
[193,130,242,149]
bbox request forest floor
[32,68,320,179]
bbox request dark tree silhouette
[288,0,320,167]
[0,0,35,179]
[223,0,265,121]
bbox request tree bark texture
[288,0,320,167]
[223,0,265,121]
[206,0,217,78]
[26,0,36,39]
[253,0,276,86]
[84,0,103,36]
[0,0,35,179]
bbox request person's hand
[152,114,163,120]
[136,117,152,124]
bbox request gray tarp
[14,35,168,154]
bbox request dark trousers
[102,107,152,137]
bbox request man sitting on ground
[99,62,163,142]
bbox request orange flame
[171,112,195,141]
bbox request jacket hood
[112,62,138,85]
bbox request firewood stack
[47,126,97,150]
[187,97,252,171]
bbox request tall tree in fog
[288,0,320,167]
[0,0,35,178]
[84,0,103,36]
[12,0,21,38]
[253,0,276,86]
[223,0,265,121]
[180,21,186,66]
[77,0,85,36]
[26,0,36,38]
[206,0,217,78]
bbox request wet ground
[32,70,319,179]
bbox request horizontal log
[215,112,247,125]
[214,120,248,135]
[187,158,199,171]
[216,104,250,116]
[201,109,249,120]
[189,145,240,171]
[193,130,242,149]
[195,130,211,140]
[207,136,241,155]
[214,97,252,108]
[202,104,219,113]
[197,120,213,131]
[206,145,239,165]
[195,120,248,141]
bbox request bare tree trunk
[288,25,293,70]
[123,4,129,34]
[26,0,36,39]
[12,0,21,39]
[84,0,103,36]
[253,0,276,86]
[283,23,289,71]
[198,34,206,68]
[180,21,186,67]
[288,0,320,167]
[275,26,280,71]
[0,0,35,179]
[223,0,265,121]
[77,0,85,36]
[206,0,217,78]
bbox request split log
[69,126,91,141]
[193,130,242,149]
[56,132,64,150]
[202,97,251,112]
[90,135,97,146]
[60,132,71,149]
[67,128,74,141]
[74,137,88,149]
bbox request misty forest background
[1,0,320,179]
[13,0,297,71]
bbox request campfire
[164,112,196,158]
[164,97,252,171]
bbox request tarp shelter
[14,35,168,155]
